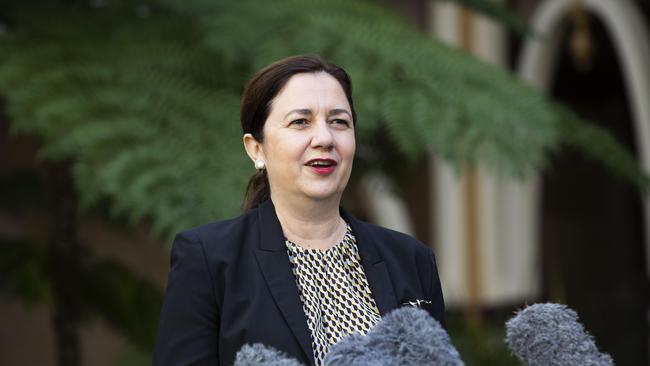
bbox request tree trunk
[47,160,80,366]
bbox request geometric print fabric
[285,225,382,366]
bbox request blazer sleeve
[153,231,220,366]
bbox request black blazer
[153,199,445,366]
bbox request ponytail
[242,170,270,211]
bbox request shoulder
[345,212,438,279]
[173,207,260,257]
[351,217,433,257]
[348,213,444,322]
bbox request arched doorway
[518,0,650,364]
[541,12,647,364]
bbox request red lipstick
[305,158,337,175]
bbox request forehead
[269,72,350,113]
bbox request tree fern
[0,0,646,237]
[1,1,249,236]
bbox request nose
[310,119,334,150]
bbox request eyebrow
[283,108,352,120]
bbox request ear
[243,133,264,164]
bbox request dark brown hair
[240,54,357,211]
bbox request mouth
[305,158,337,174]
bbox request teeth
[310,161,332,167]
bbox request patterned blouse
[285,225,382,366]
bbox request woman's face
[250,72,355,205]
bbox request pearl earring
[255,159,265,170]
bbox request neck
[271,193,345,250]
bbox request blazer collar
[257,199,289,252]
[340,206,399,316]
[339,206,381,264]
[255,200,314,365]
[257,199,380,263]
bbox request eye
[289,118,309,127]
[332,119,351,127]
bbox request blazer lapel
[342,208,399,316]
[253,200,315,366]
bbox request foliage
[170,0,560,176]
[0,0,249,237]
[557,104,650,189]
[2,0,644,239]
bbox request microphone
[234,307,463,365]
[505,303,614,366]
[324,307,464,366]
[234,343,304,366]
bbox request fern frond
[0,0,646,238]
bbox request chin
[302,186,345,202]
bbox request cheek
[341,135,356,159]
[265,136,307,169]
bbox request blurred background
[1,0,649,365]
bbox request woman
[153,55,445,366]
